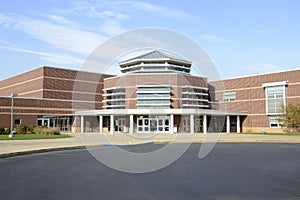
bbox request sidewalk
[1,133,300,158]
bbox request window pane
[223,91,236,102]
[266,85,285,114]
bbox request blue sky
[0,0,300,80]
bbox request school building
[0,50,299,133]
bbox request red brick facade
[209,69,300,132]
[103,73,208,109]
[1,65,299,133]
[0,66,112,129]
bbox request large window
[102,87,126,109]
[262,81,287,127]
[181,86,209,108]
[136,86,170,109]
[223,91,236,102]
[265,85,286,115]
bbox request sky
[0,0,300,80]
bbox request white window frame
[223,91,236,102]
[269,115,281,128]
[262,81,287,115]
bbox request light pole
[9,93,18,138]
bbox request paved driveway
[1,143,300,200]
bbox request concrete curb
[103,141,154,146]
[0,146,85,158]
[154,140,300,144]
[1,139,300,158]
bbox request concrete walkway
[1,133,300,157]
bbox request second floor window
[223,91,236,102]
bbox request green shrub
[16,124,27,134]
[4,128,11,135]
[29,125,37,134]
[33,127,60,135]
[0,127,5,135]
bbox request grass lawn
[236,132,300,136]
[0,134,71,140]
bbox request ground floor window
[38,116,73,131]
[14,119,21,125]
[269,116,281,128]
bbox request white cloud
[243,64,285,74]
[100,20,126,35]
[0,13,105,55]
[46,14,79,27]
[87,8,129,20]
[199,34,230,42]
[256,30,266,35]
[0,45,83,65]
[122,1,190,19]
[85,9,129,35]
[0,1,192,65]
[0,38,13,46]
[53,2,130,35]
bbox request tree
[277,103,300,133]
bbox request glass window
[14,119,21,125]
[266,85,285,115]
[269,116,281,128]
[136,87,170,109]
[223,91,236,102]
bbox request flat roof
[209,68,300,83]
[75,108,247,116]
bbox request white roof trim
[262,81,288,88]
[75,108,247,116]
[182,85,209,91]
[137,85,170,88]
[103,86,125,91]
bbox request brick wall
[209,69,300,131]
[0,67,44,98]
[0,66,113,128]
[103,73,208,109]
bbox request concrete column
[80,116,84,134]
[237,115,241,133]
[99,115,103,134]
[226,115,230,133]
[110,115,114,134]
[170,114,174,134]
[190,114,194,134]
[203,115,207,134]
[130,114,134,134]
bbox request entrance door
[195,117,203,133]
[116,118,126,132]
[37,118,50,127]
[137,116,169,133]
[181,116,190,133]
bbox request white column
[237,115,241,133]
[190,114,194,134]
[110,115,114,134]
[130,114,134,134]
[170,114,174,134]
[99,115,103,134]
[80,116,84,133]
[203,115,207,134]
[226,115,230,133]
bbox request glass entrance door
[116,117,126,132]
[137,116,169,133]
[181,116,190,133]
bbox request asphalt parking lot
[1,143,300,200]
